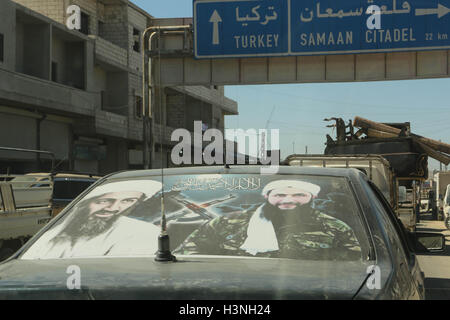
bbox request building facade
[0,0,238,174]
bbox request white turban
[83,180,162,200]
[262,180,321,197]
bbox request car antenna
[154,149,176,261]
[154,184,176,262]
[154,32,175,262]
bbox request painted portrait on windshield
[21,180,162,259]
[174,178,362,260]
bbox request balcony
[173,86,238,115]
[0,68,96,116]
[90,36,128,70]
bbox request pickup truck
[0,173,53,260]
[0,170,102,261]
[23,172,100,217]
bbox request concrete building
[0,0,238,174]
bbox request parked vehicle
[0,147,100,261]
[0,147,56,261]
[0,173,53,261]
[0,166,444,300]
[25,173,101,217]
[0,172,100,261]
[434,172,450,221]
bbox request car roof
[106,165,368,182]
[26,173,101,179]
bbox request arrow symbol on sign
[415,3,450,18]
[209,10,222,45]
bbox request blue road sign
[194,0,289,58]
[194,0,450,58]
[290,0,450,55]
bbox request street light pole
[141,25,190,170]
[142,28,154,170]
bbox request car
[50,173,102,217]
[0,166,444,300]
[22,172,101,217]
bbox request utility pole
[305,146,308,154]
[293,141,295,154]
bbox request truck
[324,137,426,231]
[284,154,418,231]
[0,173,54,260]
[320,117,435,231]
[284,154,395,207]
[0,147,55,261]
[434,171,450,221]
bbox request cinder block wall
[14,0,65,24]
[71,0,98,34]
[126,6,147,136]
[127,6,146,72]
[166,94,185,129]
[101,2,128,49]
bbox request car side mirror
[414,232,445,253]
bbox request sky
[131,0,450,172]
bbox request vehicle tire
[445,217,450,231]
[0,247,15,262]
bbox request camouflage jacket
[175,205,363,260]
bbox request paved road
[416,213,450,300]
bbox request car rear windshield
[53,180,96,200]
[21,174,370,261]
